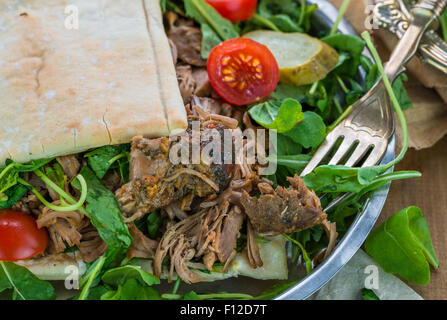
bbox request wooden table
[377,136,447,299]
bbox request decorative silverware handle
[415,0,447,18]
[374,0,447,74]
[385,0,447,81]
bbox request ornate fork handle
[385,0,447,81]
[345,0,447,141]
[374,0,447,73]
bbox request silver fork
[300,0,447,211]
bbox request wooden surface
[377,136,447,300]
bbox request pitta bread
[0,0,187,165]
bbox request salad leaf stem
[188,0,232,40]
[32,169,89,214]
[440,10,447,42]
[172,278,181,295]
[78,255,106,300]
[298,0,307,27]
[0,163,16,183]
[335,74,349,94]
[309,81,319,95]
[361,31,408,168]
[282,234,312,274]
[329,0,351,35]
[18,175,87,212]
[107,152,128,165]
[252,13,281,32]
[327,104,353,132]
[333,96,344,115]
[0,261,25,300]
[162,292,254,300]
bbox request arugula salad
[0,0,439,300]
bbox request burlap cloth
[329,0,447,149]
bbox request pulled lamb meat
[36,206,84,254]
[192,68,212,97]
[176,67,212,104]
[56,155,80,180]
[126,224,158,259]
[166,11,206,67]
[153,192,245,284]
[78,223,107,263]
[191,96,233,117]
[240,175,328,236]
[246,220,263,268]
[116,110,235,223]
[176,64,196,103]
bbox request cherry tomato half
[206,0,257,22]
[207,37,279,106]
[0,210,48,261]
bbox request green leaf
[266,154,311,171]
[0,261,55,300]
[249,99,304,133]
[303,165,385,193]
[269,83,309,102]
[200,23,222,59]
[184,0,239,40]
[362,288,380,300]
[321,34,365,76]
[85,144,130,180]
[102,265,160,287]
[365,206,438,285]
[276,134,302,156]
[254,281,298,300]
[0,165,18,194]
[183,291,201,300]
[71,167,132,266]
[147,211,162,239]
[10,158,54,172]
[119,279,161,300]
[283,111,327,149]
[0,184,28,209]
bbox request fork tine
[344,142,372,167]
[361,141,387,167]
[300,134,339,177]
[327,137,356,165]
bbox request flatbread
[0,0,187,165]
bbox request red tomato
[206,0,257,22]
[0,210,48,261]
[207,37,279,106]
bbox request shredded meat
[126,224,158,259]
[191,96,233,117]
[246,220,263,268]
[37,206,84,254]
[101,170,122,192]
[78,224,107,263]
[116,112,235,223]
[192,68,211,97]
[56,155,80,180]
[217,206,244,266]
[176,64,196,103]
[166,11,206,67]
[153,191,244,283]
[240,175,328,236]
